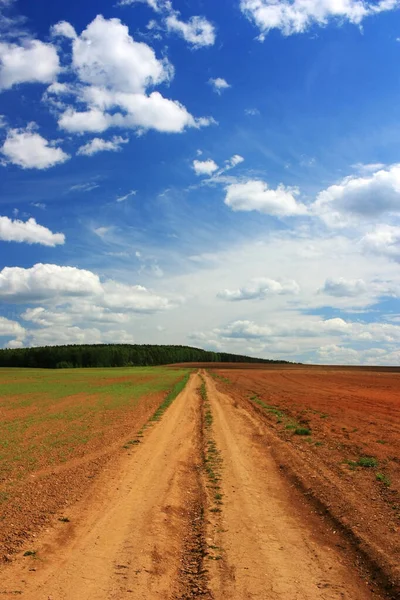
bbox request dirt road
[0,371,386,599]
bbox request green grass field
[0,366,189,489]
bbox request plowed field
[0,366,399,599]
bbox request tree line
[0,344,288,369]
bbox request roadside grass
[200,380,222,502]
[0,367,189,490]
[199,375,224,562]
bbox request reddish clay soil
[0,389,167,560]
[0,369,397,599]
[211,366,400,595]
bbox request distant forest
[0,344,288,369]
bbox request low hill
[0,343,289,369]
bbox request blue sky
[1,0,400,364]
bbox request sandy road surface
[203,372,380,600]
[1,371,385,600]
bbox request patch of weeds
[210,372,231,385]
[285,423,297,430]
[58,516,70,523]
[376,439,387,445]
[357,456,378,468]
[23,550,36,557]
[346,459,358,470]
[376,472,391,487]
[294,427,311,436]
[315,441,324,447]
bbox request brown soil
[210,367,400,596]
[0,368,396,599]
[0,389,166,559]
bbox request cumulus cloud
[77,136,128,156]
[319,277,367,297]
[316,344,400,366]
[224,179,307,217]
[0,216,65,246]
[0,264,102,302]
[361,224,400,262]
[240,0,398,38]
[218,277,300,301]
[166,14,215,47]
[49,15,213,135]
[193,158,218,176]
[1,124,70,169]
[209,77,230,94]
[0,39,60,91]
[0,263,178,314]
[215,317,400,344]
[314,163,400,227]
[0,315,25,340]
[50,20,77,39]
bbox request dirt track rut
[1,371,385,599]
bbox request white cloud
[24,324,135,348]
[0,264,102,302]
[71,15,171,93]
[51,15,213,135]
[58,108,110,133]
[0,315,25,340]
[120,0,215,48]
[314,163,400,227]
[0,39,60,91]
[0,216,65,246]
[224,179,307,217]
[316,344,400,366]
[77,136,129,156]
[209,77,230,94]
[223,155,245,173]
[240,0,398,38]
[1,124,70,169]
[118,0,171,11]
[94,226,112,238]
[319,277,367,297]
[193,158,218,176]
[361,224,400,262]
[218,277,300,301]
[69,182,99,193]
[50,20,77,39]
[215,317,400,345]
[166,14,215,47]
[352,162,385,174]
[0,263,177,314]
[116,189,137,202]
